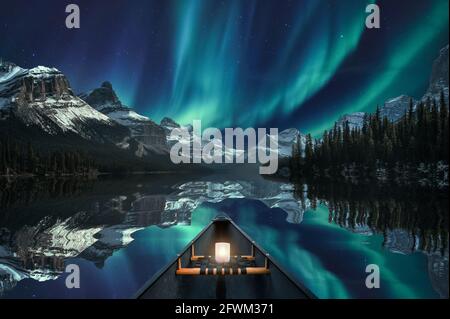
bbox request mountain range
[337,45,449,130]
[0,62,179,171]
[0,61,302,171]
[1,44,448,172]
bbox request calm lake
[0,172,448,298]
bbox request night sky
[0,0,448,136]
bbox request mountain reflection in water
[0,174,448,298]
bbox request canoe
[135,215,317,299]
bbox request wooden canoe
[135,215,317,299]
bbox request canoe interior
[136,216,316,299]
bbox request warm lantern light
[215,242,230,263]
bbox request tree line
[291,90,449,184]
[0,136,96,176]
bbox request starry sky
[0,0,448,136]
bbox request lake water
[0,173,448,298]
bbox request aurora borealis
[0,0,448,136]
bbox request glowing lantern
[215,242,230,263]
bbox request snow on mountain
[336,99,413,131]
[337,96,413,130]
[334,45,448,131]
[162,118,304,161]
[41,218,103,257]
[165,178,311,224]
[0,61,129,144]
[17,97,112,135]
[277,128,304,157]
[379,46,448,124]
[107,109,150,126]
[160,117,181,133]
[28,66,61,77]
[381,95,415,122]
[0,62,27,91]
[263,128,306,158]
[336,112,366,130]
[81,82,168,155]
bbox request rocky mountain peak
[0,63,73,104]
[83,81,122,111]
[101,81,113,90]
[0,61,132,142]
[424,44,449,101]
[336,112,366,130]
[381,95,415,122]
[160,117,180,128]
[333,44,448,131]
[80,82,169,155]
[0,60,17,74]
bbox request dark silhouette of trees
[0,136,96,176]
[291,90,449,186]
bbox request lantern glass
[215,242,230,263]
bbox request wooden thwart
[177,243,269,276]
[176,266,270,276]
[190,243,256,262]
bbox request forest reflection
[1,177,448,257]
[293,179,449,256]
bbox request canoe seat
[176,255,270,276]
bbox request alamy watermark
[169,120,279,175]
[365,4,380,29]
[66,4,380,30]
[65,264,80,289]
[65,4,80,29]
[365,264,380,289]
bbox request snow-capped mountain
[0,62,128,144]
[262,128,306,158]
[277,128,305,157]
[0,61,174,169]
[336,112,366,130]
[160,117,181,135]
[81,82,168,155]
[161,116,305,160]
[381,95,415,122]
[337,95,415,131]
[337,96,414,131]
[335,45,449,131]
[165,178,311,224]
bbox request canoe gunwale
[134,216,317,299]
[226,217,317,299]
[133,219,215,299]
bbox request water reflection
[294,180,448,298]
[0,175,448,298]
[0,174,306,296]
